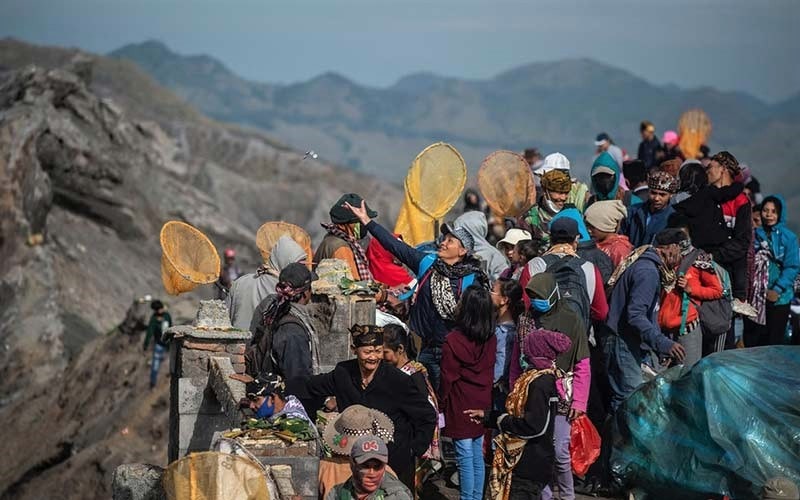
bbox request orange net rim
[255,221,313,266]
[477,150,537,218]
[404,141,467,219]
[159,220,221,285]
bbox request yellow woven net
[255,221,313,268]
[394,142,467,246]
[678,109,712,160]
[478,150,537,218]
[160,221,221,296]
[162,452,270,500]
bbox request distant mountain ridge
[109,40,799,194]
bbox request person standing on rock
[342,199,490,391]
[143,300,172,389]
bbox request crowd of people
[208,122,799,500]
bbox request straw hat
[322,405,394,456]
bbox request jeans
[541,415,574,500]
[601,334,643,413]
[151,343,167,388]
[418,346,442,391]
[454,436,484,500]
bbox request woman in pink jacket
[517,272,591,500]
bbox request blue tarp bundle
[611,346,800,499]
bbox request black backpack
[540,254,591,327]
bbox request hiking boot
[733,299,758,318]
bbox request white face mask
[543,192,562,214]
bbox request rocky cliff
[0,47,401,499]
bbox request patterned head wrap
[541,169,572,194]
[648,170,679,194]
[350,324,384,348]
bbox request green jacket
[324,472,412,500]
[144,312,172,349]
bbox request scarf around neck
[322,222,373,281]
[428,256,487,319]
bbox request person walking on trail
[656,228,724,369]
[439,285,497,500]
[343,199,489,391]
[621,170,677,248]
[325,436,413,500]
[603,229,687,412]
[584,200,632,268]
[227,235,307,330]
[216,248,242,299]
[315,193,377,282]
[143,300,172,389]
[246,263,321,380]
[464,329,571,500]
[455,210,509,282]
[747,196,800,347]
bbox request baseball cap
[350,435,389,465]
[441,223,475,253]
[594,132,611,146]
[496,228,532,249]
[592,166,616,176]
[549,217,579,241]
[540,152,571,174]
[278,262,318,288]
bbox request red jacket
[658,266,723,330]
[439,329,496,440]
[598,234,634,268]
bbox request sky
[3,0,799,103]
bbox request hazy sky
[3,0,799,102]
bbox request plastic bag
[570,414,601,476]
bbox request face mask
[255,398,275,419]
[542,192,562,214]
[593,174,616,196]
[530,285,559,313]
[353,222,362,240]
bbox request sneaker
[733,299,758,318]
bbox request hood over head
[268,236,307,274]
[455,210,509,280]
[762,194,787,226]
[591,152,621,201]
[550,206,591,243]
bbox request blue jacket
[755,195,800,306]
[607,248,674,355]
[621,201,674,248]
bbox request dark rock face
[111,464,165,500]
[0,47,401,500]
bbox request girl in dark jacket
[440,286,497,500]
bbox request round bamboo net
[678,109,712,160]
[160,221,220,296]
[163,452,269,500]
[255,221,313,267]
[478,150,537,218]
[404,142,467,219]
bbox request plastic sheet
[611,346,800,499]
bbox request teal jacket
[755,195,800,305]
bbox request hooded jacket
[455,211,509,282]
[755,195,800,306]
[228,236,307,330]
[606,248,675,355]
[591,152,622,202]
[551,207,614,284]
[440,329,497,439]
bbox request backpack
[678,249,733,338]
[399,253,475,302]
[540,254,591,327]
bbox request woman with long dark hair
[491,278,524,403]
[440,285,497,500]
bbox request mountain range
[110,40,800,191]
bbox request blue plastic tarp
[611,346,800,499]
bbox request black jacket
[637,138,661,169]
[578,241,614,285]
[291,359,436,478]
[486,373,558,485]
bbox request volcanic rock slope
[0,41,401,499]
